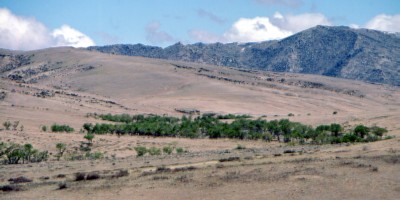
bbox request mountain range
[88,26,400,86]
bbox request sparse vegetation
[85,152,103,160]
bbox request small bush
[134,146,147,157]
[86,152,103,160]
[148,147,161,156]
[51,124,74,133]
[163,146,174,155]
[3,121,11,130]
[235,144,246,150]
[176,147,185,154]
[84,133,95,144]
[41,125,47,132]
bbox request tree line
[83,113,388,144]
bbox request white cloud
[194,12,331,43]
[223,17,292,42]
[52,25,95,47]
[270,12,331,33]
[0,8,94,50]
[364,14,400,33]
[145,21,175,45]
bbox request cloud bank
[0,8,94,50]
[191,12,331,43]
[364,14,400,33]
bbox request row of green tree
[84,113,389,144]
[0,142,49,164]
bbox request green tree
[22,144,34,163]
[354,125,369,138]
[370,126,387,138]
[330,123,342,137]
[83,123,93,133]
[55,143,67,161]
[5,143,23,164]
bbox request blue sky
[1,0,399,50]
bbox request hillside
[1,46,399,130]
[88,26,400,86]
[1,47,400,199]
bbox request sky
[0,0,399,50]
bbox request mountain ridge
[87,26,400,86]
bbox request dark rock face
[88,26,400,86]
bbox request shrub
[3,121,11,130]
[85,152,103,160]
[51,124,74,133]
[235,144,246,150]
[163,145,174,155]
[12,121,19,131]
[84,133,95,144]
[41,125,47,132]
[55,143,67,161]
[134,146,147,157]
[148,147,161,156]
[83,123,93,133]
[341,134,362,143]
[31,150,49,162]
[176,147,186,154]
[370,126,388,138]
